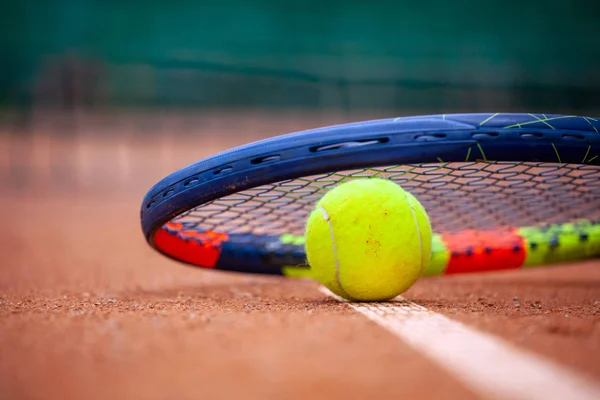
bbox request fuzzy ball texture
[305,178,432,301]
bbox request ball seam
[318,205,352,300]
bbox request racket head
[140,113,600,276]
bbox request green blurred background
[2,0,599,114]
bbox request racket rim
[141,112,600,247]
[152,219,600,276]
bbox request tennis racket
[140,113,600,278]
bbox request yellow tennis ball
[305,178,432,301]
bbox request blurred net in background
[1,1,599,193]
[3,1,599,114]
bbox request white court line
[321,288,600,400]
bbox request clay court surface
[1,111,600,400]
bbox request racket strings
[172,161,600,236]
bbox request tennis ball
[305,178,432,301]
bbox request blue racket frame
[142,113,600,246]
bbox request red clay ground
[1,113,599,400]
